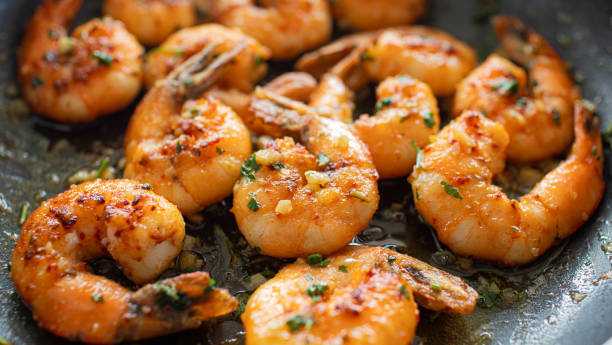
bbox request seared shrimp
[10,179,237,344]
[144,24,271,91]
[307,74,439,179]
[453,16,579,162]
[211,0,332,59]
[18,0,144,123]
[232,89,379,258]
[125,44,252,215]
[103,0,197,46]
[331,0,428,31]
[243,245,477,345]
[409,101,604,265]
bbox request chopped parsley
[306,282,329,300]
[516,97,527,106]
[488,78,518,95]
[603,123,612,148]
[286,315,315,332]
[176,142,182,153]
[31,76,44,89]
[477,289,501,308]
[205,278,216,293]
[216,147,225,155]
[422,110,435,128]
[247,193,260,211]
[91,293,104,303]
[399,285,411,300]
[240,153,262,182]
[307,254,330,267]
[338,265,348,273]
[552,109,561,126]
[183,79,193,89]
[253,55,265,66]
[360,50,374,62]
[388,255,397,265]
[272,161,284,170]
[440,181,462,199]
[155,283,190,310]
[316,152,331,167]
[511,225,520,232]
[430,282,442,292]
[91,51,113,67]
[411,141,424,171]
[374,98,393,114]
[591,146,598,155]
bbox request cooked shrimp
[18,0,144,123]
[331,0,428,31]
[453,16,579,162]
[211,0,332,59]
[409,101,604,265]
[308,74,355,123]
[232,89,379,258]
[10,179,237,344]
[103,0,197,46]
[144,24,271,91]
[125,44,252,215]
[243,245,477,345]
[296,26,476,96]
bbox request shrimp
[144,24,271,91]
[306,74,439,179]
[331,0,428,31]
[103,0,197,46]
[210,0,333,60]
[242,245,477,345]
[453,16,579,163]
[231,89,379,258]
[125,44,252,215]
[17,0,144,123]
[297,26,476,96]
[409,101,604,265]
[10,179,237,344]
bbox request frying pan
[0,0,611,344]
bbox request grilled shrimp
[331,0,428,31]
[103,0,197,46]
[10,179,237,344]
[232,89,379,258]
[296,26,476,96]
[409,101,604,265]
[18,0,144,123]
[125,44,252,215]
[211,0,332,59]
[453,16,579,162]
[306,74,439,179]
[243,245,477,345]
[144,24,271,91]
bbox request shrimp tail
[492,15,559,66]
[167,42,248,99]
[117,272,237,342]
[34,0,82,26]
[246,87,312,136]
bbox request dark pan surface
[0,1,611,344]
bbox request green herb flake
[430,282,442,292]
[190,109,200,115]
[91,293,104,303]
[552,109,561,126]
[360,50,374,62]
[338,265,348,273]
[440,181,462,199]
[388,255,397,265]
[95,157,109,179]
[477,289,501,308]
[307,254,330,267]
[91,51,113,67]
[216,147,225,155]
[399,285,411,300]
[247,193,260,211]
[381,98,393,107]
[516,97,527,106]
[155,283,190,310]
[19,203,30,225]
[306,282,329,299]
[350,190,369,202]
[286,315,315,332]
[31,76,44,89]
[422,110,436,128]
[205,278,216,293]
[272,161,284,170]
[183,79,193,89]
[488,78,518,95]
[511,225,520,232]
[603,123,612,148]
[316,152,331,167]
[411,141,424,171]
[176,142,182,153]
[253,55,265,67]
[241,153,262,182]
